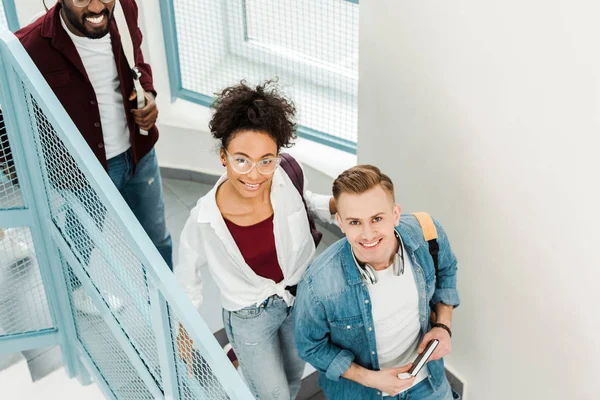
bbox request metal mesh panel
[17,80,163,391]
[0,28,251,399]
[0,107,24,209]
[165,299,230,400]
[61,257,155,400]
[0,226,53,336]
[171,0,359,147]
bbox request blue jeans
[107,148,172,269]
[223,296,305,399]
[384,375,459,400]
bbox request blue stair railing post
[149,281,181,400]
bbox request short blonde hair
[332,165,395,202]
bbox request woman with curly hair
[176,80,336,399]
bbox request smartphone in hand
[407,339,439,377]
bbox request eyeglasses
[71,0,114,8]
[225,150,281,175]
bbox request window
[160,0,359,153]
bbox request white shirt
[367,245,428,392]
[61,14,131,159]
[175,166,334,311]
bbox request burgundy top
[224,215,284,283]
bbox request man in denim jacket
[294,165,460,400]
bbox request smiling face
[60,0,115,39]
[335,185,401,270]
[220,130,279,199]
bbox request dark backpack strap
[280,153,323,247]
[428,240,440,277]
[280,153,304,193]
[412,212,440,286]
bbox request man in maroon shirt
[17,0,159,169]
[13,0,172,309]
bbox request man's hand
[366,364,415,396]
[417,327,451,361]
[176,324,194,377]
[129,89,158,131]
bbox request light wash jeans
[223,295,305,400]
[107,148,172,269]
[383,376,459,400]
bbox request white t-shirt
[61,14,131,159]
[367,245,428,392]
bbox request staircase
[0,28,253,400]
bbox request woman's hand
[176,324,194,377]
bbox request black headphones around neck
[351,230,404,285]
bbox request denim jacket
[293,214,460,400]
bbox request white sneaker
[72,287,124,315]
[0,228,31,267]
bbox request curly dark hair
[209,80,297,151]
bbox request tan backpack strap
[412,212,438,241]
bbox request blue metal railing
[1,0,19,32]
[0,28,252,400]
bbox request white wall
[359,1,600,399]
